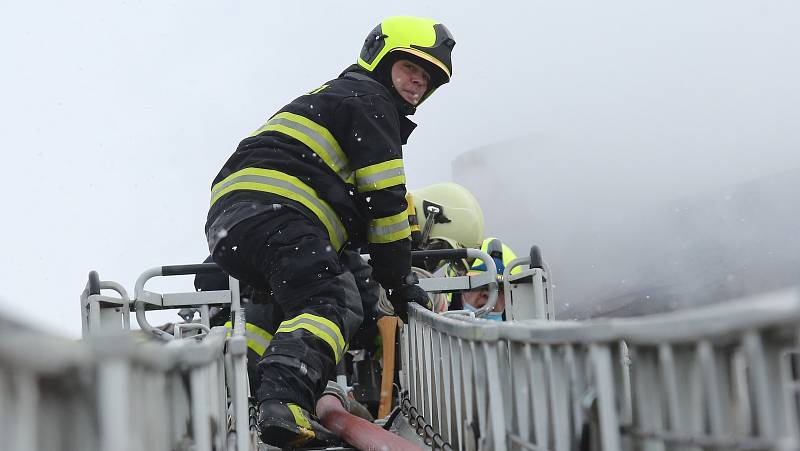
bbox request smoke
[453,135,800,318]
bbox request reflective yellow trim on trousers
[210,168,347,250]
[276,313,345,363]
[250,112,354,184]
[224,321,273,356]
[368,210,411,244]
[355,159,406,192]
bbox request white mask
[463,303,504,321]
[485,312,504,322]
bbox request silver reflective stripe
[210,173,346,249]
[245,330,271,356]
[212,175,322,212]
[279,318,344,360]
[267,117,352,182]
[356,167,405,187]
[370,219,410,239]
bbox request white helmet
[409,182,485,249]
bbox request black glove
[387,273,433,322]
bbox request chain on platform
[401,396,453,451]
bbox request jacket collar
[340,66,417,144]
[340,65,418,116]
[399,116,417,145]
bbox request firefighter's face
[462,288,506,313]
[391,59,430,105]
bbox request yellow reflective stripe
[210,168,347,250]
[250,112,353,183]
[224,321,273,356]
[406,193,420,232]
[287,403,314,443]
[288,403,312,430]
[368,211,411,244]
[276,313,345,363]
[246,322,273,344]
[307,84,329,95]
[355,159,405,192]
[244,323,272,356]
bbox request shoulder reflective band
[354,159,406,192]
[211,167,347,250]
[224,321,273,356]
[276,313,346,364]
[251,112,354,184]
[368,210,411,244]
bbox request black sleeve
[193,255,229,291]
[336,94,412,288]
[369,238,412,290]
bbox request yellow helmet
[410,182,484,249]
[358,16,455,101]
[469,237,522,276]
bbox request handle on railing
[88,271,101,296]
[529,245,543,269]
[411,248,469,275]
[161,263,223,276]
[412,248,498,318]
[134,263,226,340]
[464,248,499,317]
[503,245,546,277]
[411,248,469,260]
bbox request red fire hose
[316,395,421,450]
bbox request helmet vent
[360,25,387,65]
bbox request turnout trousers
[212,206,366,412]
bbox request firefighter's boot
[257,400,340,448]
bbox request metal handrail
[402,287,800,451]
[132,263,235,339]
[414,248,499,317]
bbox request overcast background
[2,0,798,336]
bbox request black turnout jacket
[206,65,417,288]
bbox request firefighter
[204,16,455,448]
[193,254,379,401]
[462,237,522,321]
[403,185,522,319]
[406,182,485,273]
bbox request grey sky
[2,0,798,336]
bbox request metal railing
[3,246,542,451]
[401,288,800,450]
[0,264,255,451]
[503,245,555,321]
[7,245,799,451]
[0,319,244,451]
